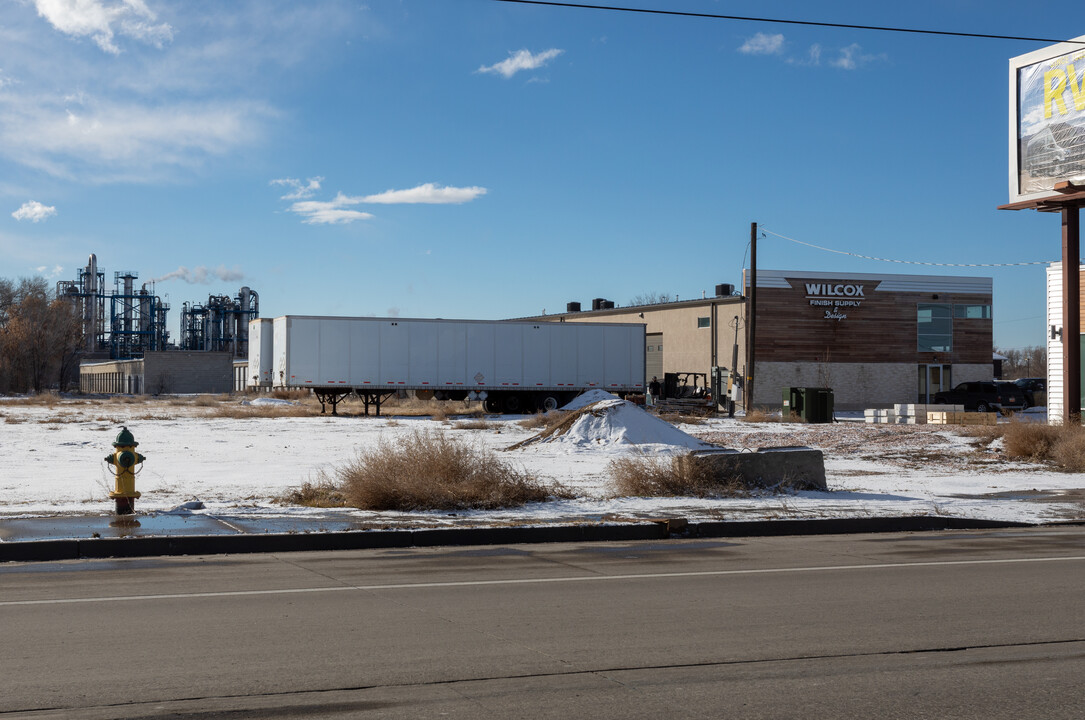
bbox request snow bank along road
[1,395,1083,526]
[3,528,1084,718]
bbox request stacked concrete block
[864,408,900,424]
[894,404,929,424]
[927,406,997,426]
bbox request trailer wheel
[484,396,502,413]
[540,395,560,412]
[502,394,523,413]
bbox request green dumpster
[782,387,834,423]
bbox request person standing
[648,376,661,407]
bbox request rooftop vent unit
[591,298,612,311]
[567,301,581,313]
[715,283,735,297]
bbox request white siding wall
[1047,263,1065,424]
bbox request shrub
[339,429,564,510]
[1001,422,1057,460]
[609,453,746,498]
[741,408,783,423]
[278,476,347,507]
[517,411,565,430]
[1000,420,1085,472]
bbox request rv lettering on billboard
[1010,37,1085,201]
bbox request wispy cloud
[288,192,375,225]
[0,94,270,182]
[35,264,64,278]
[361,183,487,205]
[829,43,886,70]
[270,176,323,201]
[12,200,57,222]
[0,4,362,183]
[738,33,784,56]
[150,265,245,284]
[34,0,173,55]
[742,34,886,70]
[277,182,488,225]
[478,48,563,78]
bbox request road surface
[2,526,1084,718]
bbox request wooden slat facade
[747,271,993,365]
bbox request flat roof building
[523,269,995,410]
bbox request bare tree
[628,291,672,306]
[0,277,85,393]
[996,346,1047,380]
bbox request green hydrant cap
[113,426,138,448]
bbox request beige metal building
[80,352,234,395]
[519,288,746,396]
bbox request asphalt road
[2,527,1084,719]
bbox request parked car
[1013,377,1046,408]
[932,381,1027,413]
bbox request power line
[491,0,1085,45]
[761,228,1053,267]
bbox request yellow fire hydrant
[105,426,144,515]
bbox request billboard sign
[1009,36,1085,204]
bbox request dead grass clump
[277,476,347,507]
[1001,422,1056,460]
[206,402,312,419]
[270,389,310,402]
[609,453,746,498]
[191,394,232,407]
[453,419,496,430]
[1052,426,1085,471]
[999,421,1085,472]
[741,408,783,423]
[339,429,562,510]
[517,411,565,430]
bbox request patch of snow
[243,398,295,406]
[560,390,620,411]
[546,399,716,450]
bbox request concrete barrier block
[683,447,826,491]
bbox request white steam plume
[151,265,244,284]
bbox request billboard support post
[1064,206,1081,423]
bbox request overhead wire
[760,228,1054,268]
[490,0,1085,45]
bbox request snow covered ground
[1,392,1083,528]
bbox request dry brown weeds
[608,453,746,497]
[337,429,566,511]
[277,476,347,507]
[741,408,783,423]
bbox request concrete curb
[0,516,1039,563]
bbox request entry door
[918,364,951,403]
[645,333,663,385]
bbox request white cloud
[830,43,886,71]
[34,0,173,55]
[270,176,323,200]
[739,33,784,56]
[478,48,563,78]
[278,183,487,225]
[361,183,487,205]
[0,94,269,181]
[35,264,64,278]
[288,192,375,225]
[12,200,57,222]
[150,265,244,284]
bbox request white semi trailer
[252,315,646,415]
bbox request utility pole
[747,222,757,413]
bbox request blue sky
[0,0,1078,349]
